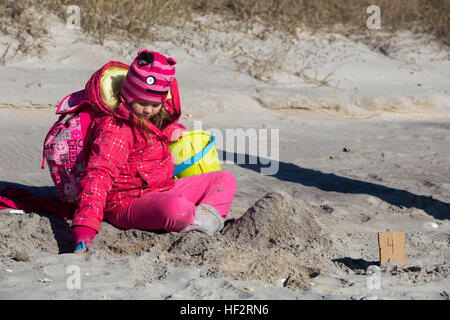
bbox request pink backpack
[41,90,97,203]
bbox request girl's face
[131,100,162,119]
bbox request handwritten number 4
[387,238,394,254]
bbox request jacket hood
[84,61,182,132]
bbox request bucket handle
[173,134,216,176]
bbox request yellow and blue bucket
[169,130,221,179]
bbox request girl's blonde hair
[134,106,172,137]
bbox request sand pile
[164,191,335,290]
[0,191,336,290]
[96,191,335,290]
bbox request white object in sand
[9,209,25,214]
[424,222,439,229]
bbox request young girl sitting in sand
[72,49,236,252]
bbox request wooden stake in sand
[378,232,406,266]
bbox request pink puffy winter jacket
[71,61,184,232]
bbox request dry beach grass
[1,0,449,51]
[28,0,450,42]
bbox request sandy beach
[0,11,449,300]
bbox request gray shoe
[180,204,224,236]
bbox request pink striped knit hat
[120,49,176,105]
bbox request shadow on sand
[219,150,450,220]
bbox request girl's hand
[170,128,184,142]
[72,225,97,252]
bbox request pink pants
[106,171,236,232]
